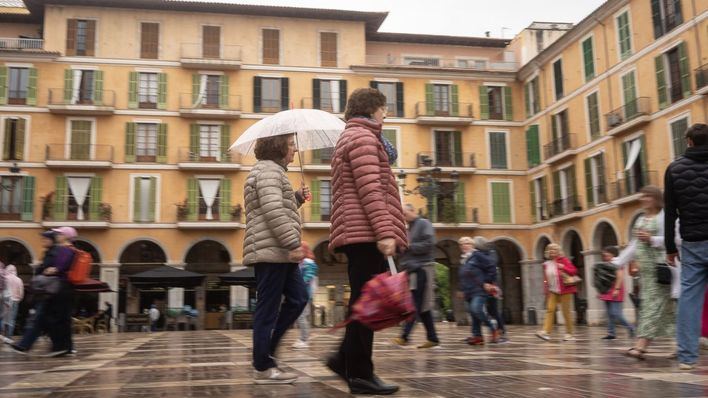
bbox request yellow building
[0,0,705,328]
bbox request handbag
[561,272,582,286]
[656,263,673,285]
[31,274,62,296]
[593,262,617,294]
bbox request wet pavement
[0,325,705,397]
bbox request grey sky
[189,0,607,38]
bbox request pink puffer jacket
[328,118,408,253]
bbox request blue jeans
[252,262,308,371]
[677,241,708,365]
[1,298,20,337]
[604,301,633,336]
[469,295,496,337]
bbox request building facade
[0,0,706,328]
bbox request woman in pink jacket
[536,243,579,342]
[1,264,24,342]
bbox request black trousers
[401,267,439,343]
[332,243,386,380]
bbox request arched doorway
[0,240,33,334]
[118,240,167,314]
[434,239,461,323]
[312,240,348,326]
[535,236,552,261]
[593,222,619,250]
[185,240,230,329]
[562,230,587,325]
[73,240,102,316]
[493,239,524,324]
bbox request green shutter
[552,171,561,202]
[280,77,289,110]
[219,75,229,108]
[157,73,167,109]
[64,69,74,103]
[587,92,600,140]
[655,55,668,109]
[310,179,320,221]
[567,165,577,201]
[582,38,595,81]
[677,42,691,99]
[532,78,541,113]
[192,74,200,105]
[2,119,11,160]
[450,84,459,116]
[639,135,649,186]
[540,176,548,216]
[618,12,632,60]
[597,153,606,202]
[128,72,138,109]
[425,84,433,115]
[54,176,67,220]
[585,157,594,208]
[187,178,198,221]
[156,123,167,163]
[524,83,531,118]
[312,79,320,109]
[479,85,489,120]
[455,182,466,221]
[133,177,141,221]
[220,124,231,162]
[651,0,663,38]
[26,68,37,105]
[189,124,200,161]
[491,182,511,224]
[490,132,507,169]
[253,76,262,113]
[503,86,513,121]
[526,125,540,167]
[529,180,537,220]
[20,176,35,221]
[15,118,25,160]
[0,67,6,105]
[93,70,103,105]
[453,131,462,166]
[622,72,637,117]
[148,177,157,222]
[125,122,136,162]
[219,178,231,221]
[88,176,102,221]
[622,141,630,194]
[671,118,688,158]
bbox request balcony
[179,93,242,119]
[605,97,651,136]
[531,202,552,223]
[417,152,476,172]
[0,38,43,50]
[588,184,610,207]
[176,202,244,229]
[300,205,331,228]
[543,134,576,163]
[180,43,242,70]
[0,205,22,222]
[300,98,345,115]
[42,203,111,229]
[610,170,658,205]
[176,148,242,171]
[550,195,582,222]
[696,64,708,95]
[362,55,517,72]
[431,206,479,228]
[45,144,113,168]
[47,88,116,115]
[415,102,474,125]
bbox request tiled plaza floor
[0,325,706,397]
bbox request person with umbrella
[326,88,408,395]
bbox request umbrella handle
[387,256,397,275]
[295,135,311,202]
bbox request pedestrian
[104,301,113,332]
[243,133,309,384]
[391,203,440,349]
[459,236,500,345]
[598,246,635,340]
[1,263,24,343]
[292,242,318,349]
[615,186,674,360]
[326,87,407,396]
[536,243,578,342]
[664,123,708,370]
[458,237,474,263]
[51,226,78,355]
[149,304,160,332]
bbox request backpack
[593,262,617,294]
[68,248,92,284]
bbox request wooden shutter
[20,176,35,221]
[156,123,167,163]
[310,179,320,221]
[312,79,320,109]
[253,76,262,113]
[450,85,459,116]
[88,176,102,220]
[0,67,6,105]
[618,13,631,60]
[220,124,230,162]
[85,20,96,56]
[567,165,577,207]
[2,119,11,160]
[491,182,511,224]
[529,180,537,220]
[339,80,347,111]
[639,136,649,186]
[526,125,540,167]
[192,74,201,105]
[671,118,688,158]
[532,78,541,113]
[597,153,606,202]
[54,176,67,220]
[15,118,25,161]
[582,37,595,81]
[203,26,221,58]
[66,19,77,56]
[503,86,513,121]
[219,179,231,221]
[553,60,564,99]
[320,32,337,67]
[585,157,594,208]
[148,177,157,222]
[219,75,229,108]
[651,0,663,38]
[587,92,600,139]
[93,70,103,105]
[425,84,434,115]
[187,178,198,221]
[262,29,279,64]
[280,77,289,110]
[490,132,507,169]
[653,54,668,110]
[395,82,404,117]
[382,129,397,166]
[140,22,159,59]
[677,42,691,99]
[622,72,637,116]
[453,131,462,166]
[157,73,167,109]
[128,72,138,109]
[455,182,466,221]
[524,82,531,118]
[64,69,74,103]
[189,124,199,160]
[552,171,561,202]
[133,177,141,221]
[26,68,37,105]
[125,122,136,162]
[478,85,489,120]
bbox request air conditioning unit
[607,113,622,127]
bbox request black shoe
[349,376,399,395]
[9,344,28,355]
[601,335,616,340]
[44,349,70,358]
[325,356,346,382]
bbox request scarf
[351,115,398,165]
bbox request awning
[218,267,255,286]
[129,266,206,288]
[73,278,113,293]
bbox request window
[616,11,632,61]
[656,42,691,109]
[311,179,332,222]
[65,69,101,105]
[652,0,683,39]
[261,77,281,112]
[70,120,92,160]
[524,77,540,117]
[550,110,570,153]
[191,74,228,109]
[434,130,462,167]
[3,118,25,161]
[136,123,157,162]
[584,153,606,208]
[403,57,440,66]
[581,36,595,82]
[621,71,638,117]
[553,59,564,100]
[129,72,166,110]
[586,92,601,140]
[262,29,280,64]
[254,77,288,113]
[186,178,231,222]
[7,68,28,104]
[199,125,220,160]
[489,131,508,169]
[0,177,22,219]
[433,84,450,114]
[320,32,337,67]
[133,176,157,223]
[670,116,689,158]
[552,165,578,216]
[491,182,512,224]
[370,81,403,117]
[54,176,102,221]
[138,73,158,109]
[382,128,398,167]
[203,26,221,58]
[140,22,159,59]
[529,176,548,222]
[480,85,512,120]
[66,19,96,56]
[457,59,487,69]
[313,79,346,113]
[526,125,541,168]
[622,136,649,196]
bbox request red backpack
[68,248,92,284]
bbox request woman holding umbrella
[326,88,408,395]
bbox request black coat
[665,146,708,253]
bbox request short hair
[640,185,664,210]
[602,246,619,257]
[458,236,473,245]
[544,243,563,259]
[344,88,387,121]
[686,123,708,147]
[473,236,490,251]
[254,134,291,162]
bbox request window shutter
[220,124,230,162]
[491,182,511,224]
[125,122,136,163]
[339,80,347,111]
[281,77,289,110]
[310,179,320,221]
[219,75,229,108]
[26,68,37,105]
[639,135,649,186]
[88,176,102,220]
[672,0,683,25]
[651,0,663,38]
[524,83,531,118]
[587,92,600,139]
[312,79,320,109]
[597,153,606,202]
[93,70,103,105]
[568,165,577,206]
[157,73,167,109]
[15,118,25,161]
[622,141,630,192]
[478,85,489,120]
[490,132,507,169]
[655,55,668,109]
[540,176,548,215]
[453,131,462,166]
[396,82,404,117]
[503,86,513,121]
[187,178,198,221]
[21,176,35,221]
[529,180,537,220]
[66,19,77,56]
[677,42,691,99]
[382,129,398,166]
[148,177,157,222]
[455,182,466,221]
[133,177,141,221]
[671,119,687,158]
[450,84,459,116]
[526,125,540,167]
[54,176,67,220]
[128,72,138,109]
[582,38,595,81]
[0,67,6,104]
[191,74,200,105]
[253,76,262,113]
[425,84,433,115]
[618,13,632,60]
[85,20,96,56]
[64,69,74,103]
[585,158,594,208]
[2,119,11,160]
[156,123,167,163]
[189,124,199,160]
[532,78,541,113]
[219,178,231,221]
[431,195,438,223]
[552,171,561,202]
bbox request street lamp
[397,164,459,221]
[0,163,21,192]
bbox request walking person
[103,301,113,332]
[391,204,440,349]
[243,133,310,384]
[460,237,500,345]
[149,304,160,332]
[1,263,24,343]
[665,123,708,370]
[599,247,635,340]
[51,227,78,355]
[326,87,408,395]
[293,242,318,350]
[536,243,578,342]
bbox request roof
[0,0,29,15]
[368,32,510,48]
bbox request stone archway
[118,240,167,314]
[434,239,462,323]
[593,222,619,250]
[185,240,231,329]
[313,240,348,326]
[535,235,552,261]
[562,230,587,325]
[493,239,524,324]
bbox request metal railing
[550,195,582,218]
[430,206,478,224]
[589,184,609,206]
[180,43,242,60]
[610,170,658,200]
[300,98,345,113]
[364,54,517,71]
[696,64,708,91]
[300,205,332,223]
[44,201,111,222]
[0,38,43,50]
[532,202,551,222]
[48,88,116,107]
[605,97,651,129]
[179,93,242,111]
[45,144,114,162]
[543,133,575,159]
[417,151,476,168]
[0,205,22,221]
[177,147,241,164]
[415,101,473,118]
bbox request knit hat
[52,226,78,240]
[41,230,57,242]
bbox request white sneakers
[292,340,309,349]
[700,337,708,350]
[563,334,577,342]
[254,367,298,384]
[535,331,551,341]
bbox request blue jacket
[459,249,498,300]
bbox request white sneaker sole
[254,378,297,385]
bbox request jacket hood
[684,146,708,162]
[472,248,496,263]
[345,117,382,135]
[5,265,16,275]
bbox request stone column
[521,260,545,326]
[166,262,185,312]
[195,280,206,330]
[582,249,605,326]
[99,262,120,330]
[229,265,250,311]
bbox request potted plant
[99,203,112,221]
[40,192,54,220]
[176,199,189,220]
[231,204,243,221]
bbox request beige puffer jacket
[243,160,303,265]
